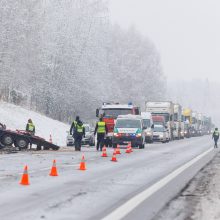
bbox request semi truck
[96,102,140,146]
[173,104,182,139]
[145,101,174,140]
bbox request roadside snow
[0,101,69,146]
[154,149,220,220]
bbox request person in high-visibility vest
[74,120,85,151]
[26,119,35,135]
[212,128,219,148]
[94,116,108,151]
[70,116,80,136]
[26,119,35,149]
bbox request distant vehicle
[96,102,140,146]
[173,104,182,139]
[112,115,145,149]
[66,124,95,146]
[153,125,167,143]
[81,124,95,146]
[66,131,74,146]
[183,108,193,138]
[141,112,154,143]
[146,101,174,140]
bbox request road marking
[102,147,213,220]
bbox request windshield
[115,119,141,129]
[154,126,164,132]
[152,113,170,122]
[143,119,151,128]
[103,109,132,119]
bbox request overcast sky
[109,0,220,82]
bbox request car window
[154,126,164,132]
[115,119,141,129]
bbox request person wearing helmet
[212,128,219,148]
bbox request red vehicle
[0,124,59,151]
[96,103,140,146]
[152,115,166,127]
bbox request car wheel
[1,134,14,146]
[16,138,29,149]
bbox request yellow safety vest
[28,123,35,132]
[97,122,106,133]
[76,124,84,133]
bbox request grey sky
[109,0,220,82]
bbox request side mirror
[151,124,154,129]
[96,109,99,118]
[143,126,147,130]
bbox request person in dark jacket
[212,128,219,148]
[74,120,85,151]
[26,119,35,135]
[94,116,108,151]
[70,116,80,135]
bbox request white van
[141,112,154,143]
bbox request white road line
[102,147,213,220]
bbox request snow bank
[0,101,69,146]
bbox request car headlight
[136,133,142,137]
[159,135,164,138]
[146,132,151,136]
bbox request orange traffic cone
[79,155,86,170]
[125,144,131,153]
[20,165,30,185]
[101,146,108,157]
[111,151,117,162]
[49,134,53,143]
[50,160,58,176]
[116,144,121,154]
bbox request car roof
[117,114,142,120]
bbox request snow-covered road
[0,136,214,220]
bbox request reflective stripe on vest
[214,131,219,136]
[76,124,84,133]
[28,123,35,132]
[97,122,106,133]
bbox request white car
[66,131,74,146]
[153,125,167,143]
[141,112,154,143]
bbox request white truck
[173,104,182,139]
[145,101,174,140]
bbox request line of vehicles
[93,101,213,149]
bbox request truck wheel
[16,138,29,149]
[1,134,13,146]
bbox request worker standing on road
[212,128,219,148]
[94,116,108,151]
[74,119,85,151]
[26,119,35,135]
[70,116,80,135]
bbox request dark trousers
[214,138,219,148]
[96,133,105,151]
[74,135,82,151]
